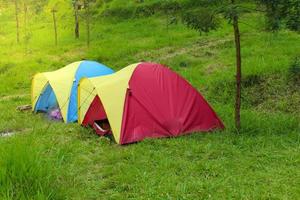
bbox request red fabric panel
[120,62,224,144]
[82,96,107,126]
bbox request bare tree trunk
[14,0,20,43]
[24,2,27,35]
[52,9,58,46]
[85,0,90,47]
[166,11,170,45]
[74,0,79,39]
[232,0,242,131]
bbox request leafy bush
[259,0,300,32]
[285,0,300,31]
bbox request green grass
[0,136,65,199]
[0,1,300,199]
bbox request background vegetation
[0,0,299,199]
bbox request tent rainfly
[78,62,224,144]
[31,61,114,122]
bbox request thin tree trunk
[52,9,58,46]
[14,0,20,43]
[24,2,27,35]
[166,11,170,45]
[24,2,28,53]
[232,0,242,131]
[74,0,79,39]
[85,0,90,47]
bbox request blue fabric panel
[34,84,58,112]
[67,61,114,122]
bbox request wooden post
[14,0,20,43]
[74,0,79,39]
[85,0,90,47]
[166,10,169,37]
[24,2,27,35]
[231,0,242,131]
[51,8,58,46]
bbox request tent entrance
[93,119,111,136]
[82,95,111,136]
[34,83,58,113]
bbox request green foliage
[180,1,250,34]
[258,0,282,31]
[286,0,300,31]
[259,0,300,31]
[182,8,220,34]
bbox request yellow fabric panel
[77,78,98,124]
[42,61,81,122]
[84,63,139,144]
[31,62,81,121]
[31,73,49,111]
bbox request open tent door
[82,95,111,136]
[34,83,58,112]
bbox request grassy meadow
[0,1,300,199]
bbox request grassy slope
[0,1,300,199]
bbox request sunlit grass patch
[0,137,64,200]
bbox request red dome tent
[78,62,224,144]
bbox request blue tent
[32,61,114,122]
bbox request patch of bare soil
[135,38,231,62]
[0,94,29,101]
[0,128,32,138]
